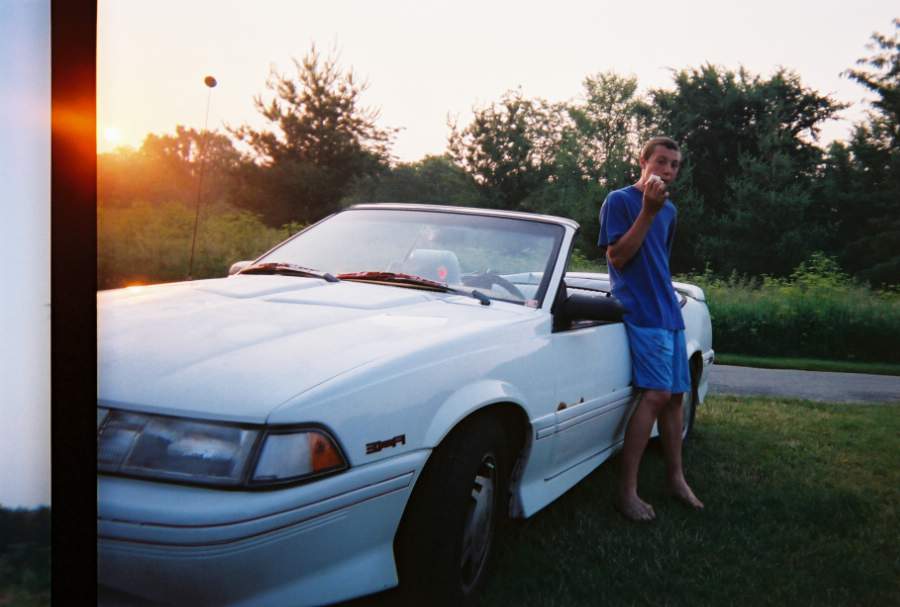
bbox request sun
[103,126,122,145]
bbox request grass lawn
[0,588,49,607]
[479,395,899,606]
[346,395,899,606]
[714,353,900,376]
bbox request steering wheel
[462,271,526,300]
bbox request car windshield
[253,208,565,305]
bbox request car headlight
[97,408,347,488]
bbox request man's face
[640,146,681,185]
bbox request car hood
[99,275,525,423]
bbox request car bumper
[98,449,430,607]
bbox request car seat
[400,249,462,284]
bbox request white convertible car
[98,203,714,606]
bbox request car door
[547,283,633,479]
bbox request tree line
[99,20,900,286]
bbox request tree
[343,155,482,206]
[231,46,397,225]
[447,90,563,209]
[542,72,656,257]
[142,126,242,176]
[651,65,844,275]
[98,126,241,208]
[834,19,900,285]
[845,18,900,150]
[561,72,653,188]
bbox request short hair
[640,136,680,162]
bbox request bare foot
[616,493,656,522]
[636,495,655,515]
[670,479,704,510]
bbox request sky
[98,0,897,162]
[1,0,51,509]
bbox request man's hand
[642,175,668,215]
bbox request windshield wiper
[336,271,444,288]
[240,262,339,283]
[336,271,491,306]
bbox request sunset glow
[103,126,122,144]
[97,1,897,162]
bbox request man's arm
[606,179,668,270]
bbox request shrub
[683,254,900,363]
[98,201,296,289]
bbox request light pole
[187,75,218,280]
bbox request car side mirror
[228,260,252,276]
[562,292,624,323]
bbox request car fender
[684,336,703,367]
[423,379,529,447]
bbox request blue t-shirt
[597,185,684,330]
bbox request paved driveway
[709,364,900,404]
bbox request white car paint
[98,204,714,606]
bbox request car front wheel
[395,415,510,606]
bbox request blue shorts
[625,323,692,394]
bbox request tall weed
[683,253,900,363]
[98,201,293,289]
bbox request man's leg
[658,393,704,509]
[617,388,670,521]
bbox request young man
[598,136,704,522]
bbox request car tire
[395,415,510,606]
[681,358,700,443]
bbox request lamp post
[187,75,218,280]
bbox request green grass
[481,396,900,606]
[348,395,900,606]
[715,353,900,376]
